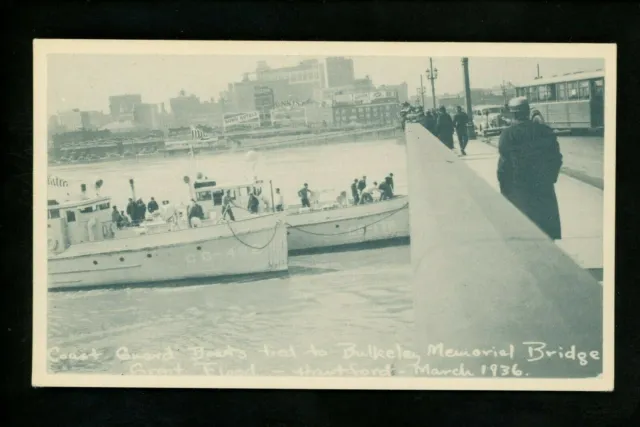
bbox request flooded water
[50,138,409,209]
[47,139,418,377]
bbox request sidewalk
[458,140,604,272]
[480,134,605,190]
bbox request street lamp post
[416,79,427,111]
[426,58,438,109]
[500,80,512,104]
[420,75,426,109]
[461,57,477,140]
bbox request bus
[514,69,604,132]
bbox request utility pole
[500,80,510,104]
[461,57,476,140]
[426,57,438,109]
[420,74,426,110]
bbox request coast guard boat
[47,179,288,290]
[193,178,410,253]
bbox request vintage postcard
[33,40,615,390]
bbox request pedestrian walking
[435,106,455,149]
[453,105,470,155]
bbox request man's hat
[507,96,530,113]
[438,105,447,112]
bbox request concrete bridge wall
[405,123,603,378]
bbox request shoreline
[49,126,402,168]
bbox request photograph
[33,40,615,390]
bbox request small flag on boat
[48,175,69,188]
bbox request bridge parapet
[405,123,603,379]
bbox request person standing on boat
[160,201,176,227]
[126,198,136,224]
[147,197,159,214]
[120,211,131,227]
[385,174,395,195]
[350,178,360,205]
[360,181,379,204]
[275,188,285,212]
[136,199,147,224]
[357,176,367,196]
[222,190,236,221]
[298,183,312,208]
[248,191,260,214]
[257,188,270,212]
[336,191,348,207]
[378,180,393,201]
[112,206,123,229]
[188,199,205,227]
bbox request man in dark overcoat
[497,97,563,240]
[435,106,455,149]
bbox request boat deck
[51,214,277,259]
[285,195,408,220]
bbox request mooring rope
[224,219,282,250]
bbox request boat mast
[269,180,275,213]
[129,178,136,200]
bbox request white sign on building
[222,111,261,131]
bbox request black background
[3,1,639,426]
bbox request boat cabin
[193,178,271,220]
[47,192,115,255]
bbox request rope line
[285,202,409,236]
[224,219,282,250]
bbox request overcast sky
[47,55,604,113]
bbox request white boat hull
[284,196,410,252]
[48,215,288,290]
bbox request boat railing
[285,194,406,215]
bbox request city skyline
[47,55,605,114]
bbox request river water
[47,138,418,377]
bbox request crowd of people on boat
[186,186,274,227]
[111,196,163,229]
[294,173,396,210]
[107,171,398,232]
[350,174,395,205]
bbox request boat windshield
[195,183,265,206]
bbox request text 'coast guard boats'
[46,178,288,290]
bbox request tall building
[228,79,292,112]
[109,94,142,121]
[325,57,355,88]
[254,59,326,101]
[169,90,203,125]
[331,90,400,127]
[79,111,110,130]
[167,91,226,128]
[353,77,375,92]
[379,83,409,103]
[134,103,161,129]
[254,86,275,125]
[57,109,83,131]
[48,115,61,135]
